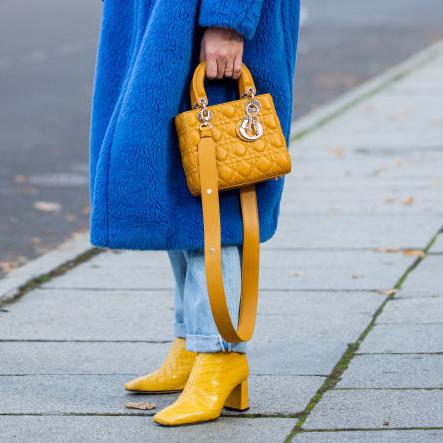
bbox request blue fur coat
[90,0,300,250]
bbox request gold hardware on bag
[175,62,292,342]
[237,86,263,141]
[237,98,263,141]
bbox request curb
[0,234,94,305]
[2,41,443,306]
[290,40,443,142]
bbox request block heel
[224,379,249,411]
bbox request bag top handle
[190,61,257,108]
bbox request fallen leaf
[378,289,399,297]
[402,249,426,258]
[14,174,28,184]
[0,262,15,273]
[34,201,61,212]
[402,196,414,206]
[126,402,156,411]
[384,197,396,204]
[330,148,344,158]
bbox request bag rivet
[209,247,216,254]
[207,188,213,195]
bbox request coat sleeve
[198,0,265,40]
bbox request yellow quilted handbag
[175,62,292,342]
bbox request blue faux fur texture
[89,0,300,251]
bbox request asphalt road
[1,0,443,275]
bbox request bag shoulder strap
[197,127,260,342]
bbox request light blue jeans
[167,246,247,354]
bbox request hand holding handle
[190,61,257,108]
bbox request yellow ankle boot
[124,338,196,393]
[153,352,249,426]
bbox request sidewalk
[1,43,443,442]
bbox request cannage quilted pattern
[175,94,292,196]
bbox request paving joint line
[0,372,328,377]
[298,427,443,433]
[37,287,384,293]
[0,412,303,419]
[356,352,443,356]
[334,387,443,391]
[0,339,172,343]
[0,248,101,308]
[283,228,442,442]
[378,321,443,325]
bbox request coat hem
[90,217,279,252]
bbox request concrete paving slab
[41,249,414,291]
[337,354,443,388]
[288,160,443,185]
[295,430,443,443]
[0,289,176,341]
[284,177,441,192]
[303,390,443,429]
[0,374,320,416]
[0,416,297,443]
[253,291,382,375]
[359,324,443,353]
[376,297,443,323]
[400,256,443,292]
[320,95,443,136]
[280,188,443,216]
[294,146,443,170]
[249,340,347,376]
[259,257,410,291]
[252,249,407,294]
[0,341,172,375]
[274,214,441,249]
[296,129,443,151]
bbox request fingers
[224,59,235,78]
[216,58,225,79]
[232,55,242,80]
[206,57,218,80]
[207,54,241,80]
[200,28,244,81]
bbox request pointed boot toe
[124,338,196,393]
[153,398,219,426]
[124,377,144,392]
